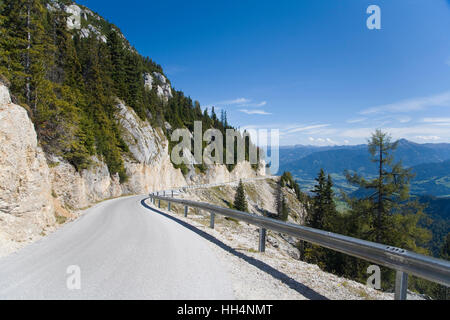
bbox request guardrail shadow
[141,199,328,300]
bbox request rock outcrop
[0,82,264,255]
[0,84,55,256]
[49,156,122,210]
[47,2,109,43]
[143,72,173,101]
[116,101,187,194]
[65,4,82,30]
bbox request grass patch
[355,288,372,300]
[225,216,240,224]
[55,214,67,225]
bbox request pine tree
[302,169,339,268]
[224,111,228,128]
[307,169,327,229]
[0,0,52,110]
[442,233,450,261]
[0,1,9,77]
[0,0,258,184]
[323,174,338,231]
[345,130,429,246]
[107,28,127,98]
[342,130,431,287]
[234,180,248,212]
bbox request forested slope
[0,0,257,182]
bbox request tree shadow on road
[141,199,328,300]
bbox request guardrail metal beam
[259,228,267,253]
[149,194,450,292]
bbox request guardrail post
[210,212,215,229]
[168,202,171,212]
[395,271,408,300]
[172,190,174,197]
[259,228,267,253]
[184,206,188,217]
[158,199,161,209]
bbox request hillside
[157,179,424,300]
[0,0,264,256]
[279,140,450,197]
[0,0,260,179]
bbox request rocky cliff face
[143,72,173,101]
[0,84,55,256]
[0,83,263,255]
[46,95,263,212]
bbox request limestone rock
[65,4,82,30]
[49,156,122,210]
[115,100,186,193]
[143,72,173,101]
[0,84,55,254]
[116,101,163,165]
[144,73,154,91]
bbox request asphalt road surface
[0,196,234,300]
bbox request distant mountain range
[279,139,450,198]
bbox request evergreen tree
[0,0,259,183]
[234,180,248,212]
[343,130,431,287]
[441,233,450,261]
[280,172,305,203]
[345,130,430,247]
[307,169,327,229]
[224,111,228,128]
[211,106,218,123]
[279,194,289,222]
[302,169,340,268]
[323,174,338,231]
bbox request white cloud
[398,116,412,123]
[305,136,339,146]
[239,109,272,115]
[423,117,450,123]
[225,98,251,105]
[208,97,268,109]
[326,138,338,145]
[339,125,450,141]
[347,118,367,124]
[287,124,330,134]
[415,135,441,141]
[360,91,450,115]
[240,101,267,107]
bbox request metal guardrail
[148,192,450,300]
[171,176,277,193]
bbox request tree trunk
[377,139,383,242]
[26,3,31,107]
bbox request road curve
[0,196,234,300]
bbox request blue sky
[77,0,450,146]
